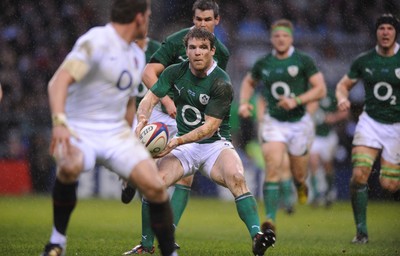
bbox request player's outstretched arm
[156,115,222,158]
[135,90,160,136]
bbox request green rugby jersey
[151,61,233,143]
[251,48,319,122]
[136,38,161,108]
[315,90,338,137]
[348,47,400,124]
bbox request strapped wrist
[294,96,302,105]
[52,113,68,127]
[240,99,249,104]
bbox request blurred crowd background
[0,0,399,200]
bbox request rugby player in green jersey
[309,89,349,207]
[135,27,275,256]
[122,1,230,254]
[336,13,400,244]
[239,19,326,230]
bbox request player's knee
[176,175,193,186]
[230,171,246,185]
[380,177,400,193]
[142,183,166,202]
[57,166,81,183]
[56,146,84,182]
[351,168,370,184]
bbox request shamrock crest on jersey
[199,94,210,105]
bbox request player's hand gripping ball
[139,122,169,157]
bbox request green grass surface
[0,196,399,255]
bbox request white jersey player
[41,1,177,256]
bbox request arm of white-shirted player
[125,97,136,127]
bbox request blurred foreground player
[40,1,177,255]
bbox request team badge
[395,68,400,79]
[199,94,210,105]
[288,65,298,77]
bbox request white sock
[49,226,67,246]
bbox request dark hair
[192,0,219,18]
[110,0,148,24]
[184,27,216,49]
[375,13,399,38]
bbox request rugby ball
[139,122,169,157]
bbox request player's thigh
[262,141,286,178]
[210,148,244,185]
[106,131,151,179]
[130,158,169,202]
[157,153,185,187]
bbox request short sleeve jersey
[135,38,161,108]
[347,47,400,124]
[64,24,145,128]
[151,61,233,143]
[251,49,319,122]
[150,27,230,71]
[315,90,338,137]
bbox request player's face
[376,24,396,49]
[270,29,293,54]
[193,9,220,33]
[186,37,215,75]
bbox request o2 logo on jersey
[373,82,396,105]
[116,70,133,90]
[271,81,293,100]
[181,105,202,126]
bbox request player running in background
[122,0,230,254]
[336,13,400,244]
[134,27,275,256]
[40,1,177,256]
[309,89,349,207]
[239,19,326,230]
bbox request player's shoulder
[148,38,162,49]
[211,66,232,85]
[215,38,230,56]
[75,24,113,50]
[354,48,376,61]
[165,28,191,44]
[164,60,189,77]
